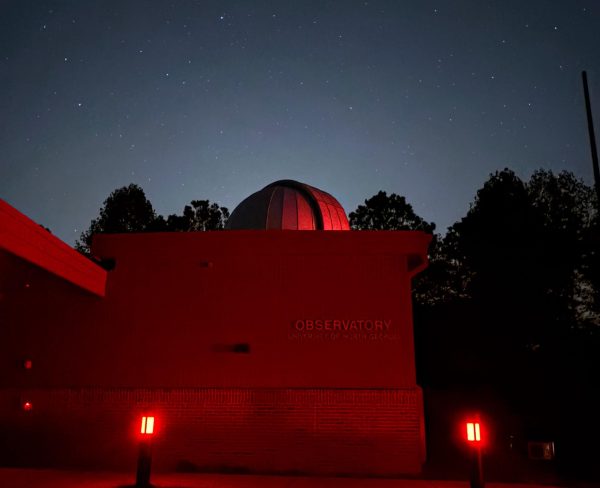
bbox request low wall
[0,387,424,476]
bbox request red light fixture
[140,416,154,435]
[22,401,33,412]
[24,359,33,370]
[466,421,481,442]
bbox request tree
[76,184,160,255]
[164,200,229,232]
[412,233,472,308]
[448,170,538,291]
[444,169,558,355]
[443,168,599,348]
[76,186,231,256]
[527,169,599,329]
[349,191,435,232]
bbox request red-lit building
[0,180,431,476]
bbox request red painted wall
[0,199,106,296]
[0,229,430,475]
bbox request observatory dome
[226,180,350,230]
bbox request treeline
[407,169,599,383]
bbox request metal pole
[470,445,485,488]
[582,71,600,207]
[136,439,152,488]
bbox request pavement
[0,468,566,488]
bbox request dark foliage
[349,190,435,232]
[163,200,229,232]
[76,184,229,256]
[442,169,599,348]
[75,184,159,255]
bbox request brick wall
[0,387,424,476]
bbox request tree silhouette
[76,184,160,255]
[527,169,599,328]
[76,185,231,256]
[414,168,599,392]
[164,200,229,231]
[349,190,435,232]
[445,169,599,341]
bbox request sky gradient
[1,0,599,244]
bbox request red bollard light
[136,416,155,488]
[466,421,481,442]
[465,419,485,488]
[140,416,154,435]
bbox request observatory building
[0,180,431,476]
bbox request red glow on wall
[22,401,33,412]
[24,359,32,370]
[140,416,155,435]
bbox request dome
[227,180,350,230]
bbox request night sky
[1,1,599,244]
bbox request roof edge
[0,199,107,297]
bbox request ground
[0,469,568,488]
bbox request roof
[0,199,107,297]
[226,180,350,231]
